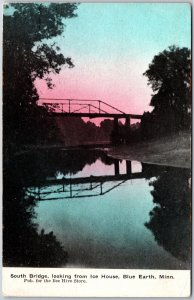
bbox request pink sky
[36,55,153,118]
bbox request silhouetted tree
[3,3,78,152]
[143,46,191,137]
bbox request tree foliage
[3,3,78,150]
[4,3,77,87]
[143,46,191,135]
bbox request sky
[36,3,191,118]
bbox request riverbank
[14,142,111,156]
[108,132,191,169]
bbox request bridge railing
[39,98,126,115]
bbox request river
[3,148,191,269]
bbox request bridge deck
[27,173,144,187]
[48,112,142,119]
[40,99,142,119]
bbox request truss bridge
[39,98,142,127]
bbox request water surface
[4,148,191,269]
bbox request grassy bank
[108,132,191,169]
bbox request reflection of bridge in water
[26,161,147,201]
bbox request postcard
[2,2,191,297]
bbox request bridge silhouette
[25,160,148,201]
[39,98,142,130]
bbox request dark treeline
[55,117,114,146]
[56,117,142,146]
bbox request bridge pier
[114,160,120,175]
[112,117,120,144]
[100,182,103,195]
[126,160,132,175]
[113,117,119,133]
[70,183,72,198]
[125,116,131,127]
